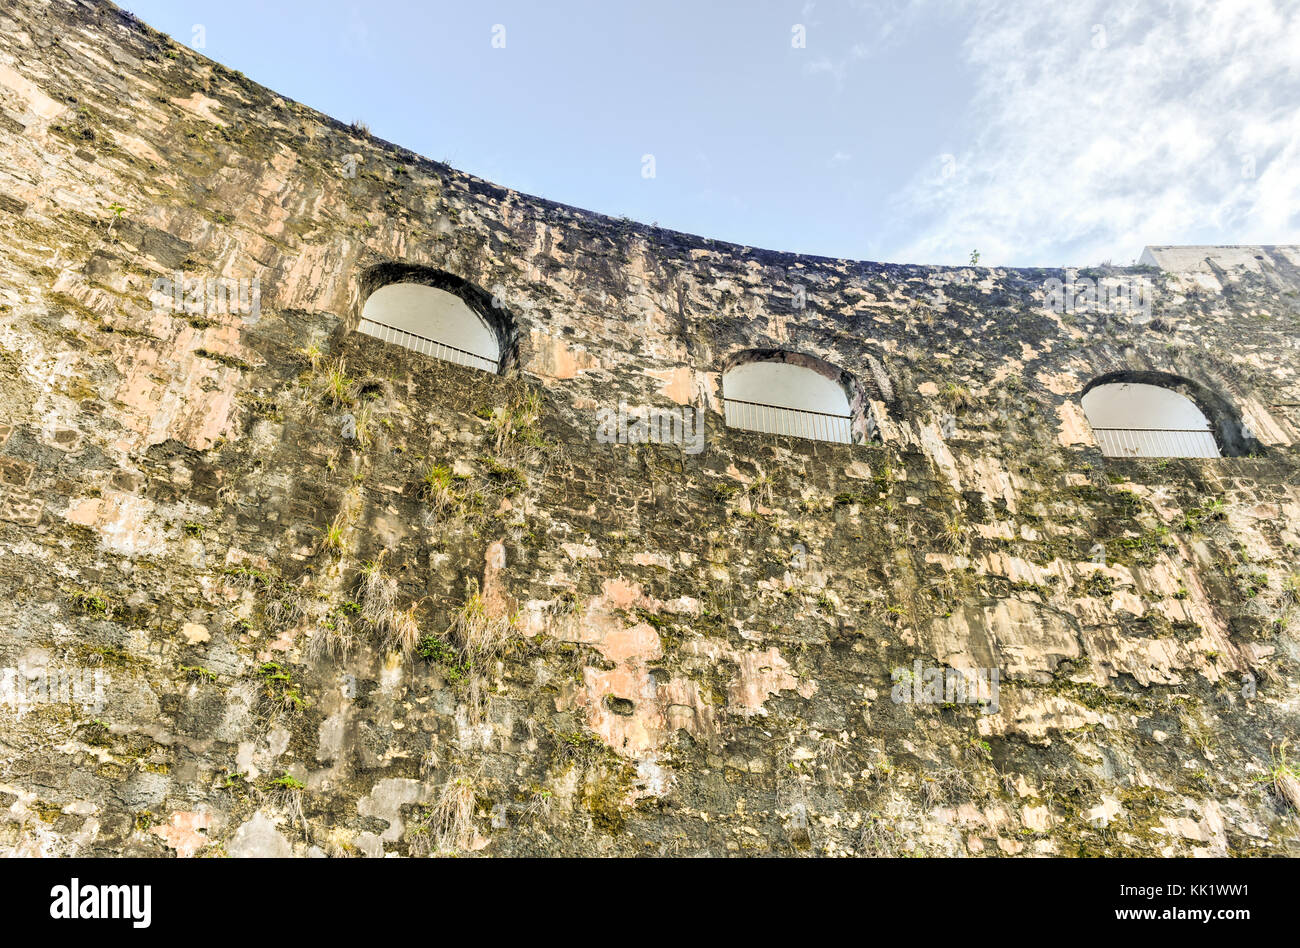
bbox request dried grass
[410,768,478,856]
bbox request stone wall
[0,0,1296,856]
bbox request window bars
[723,397,852,444]
[358,317,499,374]
[1092,427,1220,459]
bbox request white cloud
[886,0,1300,265]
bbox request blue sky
[122,0,1300,267]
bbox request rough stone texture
[0,0,1296,857]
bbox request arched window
[722,351,860,444]
[357,267,507,374]
[1082,379,1220,458]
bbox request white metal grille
[723,398,852,444]
[358,317,499,374]
[1093,427,1220,458]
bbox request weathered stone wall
[0,0,1296,856]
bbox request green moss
[1077,573,1115,598]
[477,455,528,494]
[415,634,473,684]
[248,397,282,421]
[224,564,273,586]
[81,719,112,747]
[582,763,636,834]
[194,348,252,371]
[256,661,308,712]
[268,772,305,791]
[69,587,111,614]
[634,608,668,630]
[1110,526,1175,566]
[710,483,740,503]
[1180,498,1227,532]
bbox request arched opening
[1081,375,1224,458]
[722,350,861,444]
[357,265,512,374]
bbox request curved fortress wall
[0,1,1296,856]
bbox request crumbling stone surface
[0,0,1296,857]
